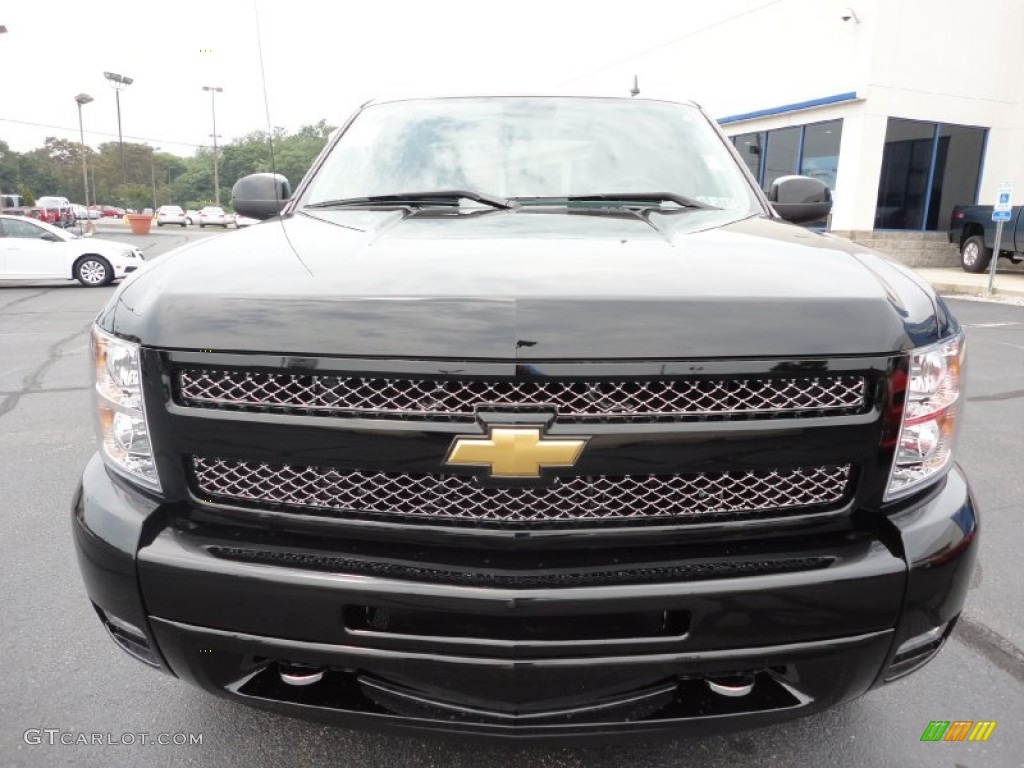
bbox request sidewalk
[914,267,1024,300]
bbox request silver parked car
[198,206,231,228]
[156,205,187,227]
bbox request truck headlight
[92,326,160,490]
[886,334,964,500]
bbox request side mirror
[41,232,62,242]
[768,175,832,224]
[231,173,291,220]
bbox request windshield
[302,97,761,212]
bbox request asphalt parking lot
[1,231,1022,767]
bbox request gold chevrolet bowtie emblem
[444,427,587,478]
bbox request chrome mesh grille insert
[191,457,852,527]
[176,369,868,423]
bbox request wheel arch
[959,223,984,248]
[71,252,112,279]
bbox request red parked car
[0,206,57,224]
[35,196,75,228]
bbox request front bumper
[72,455,978,740]
[112,260,142,278]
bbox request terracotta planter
[125,213,153,235]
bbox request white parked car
[156,205,187,227]
[36,195,75,228]
[198,206,230,228]
[0,214,145,286]
[36,195,73,209]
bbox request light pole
[202,86,223,206]
[149,146,160,212]
[75,93,94,233]
[103,71,133,186]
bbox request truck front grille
[190,457,852,527]
[207,546,835,587]
[176,369,868,423]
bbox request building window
[799,120,842,191]
[732,132,762,181]
[875,120,933,230]
[928,124,986,231]
[763,126,800,190]
[728,120,844,196]
[875,118,986,231]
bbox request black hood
[101,208,947,360]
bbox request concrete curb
[928,282,1024,299]
[912,266,1024,302]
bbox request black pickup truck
[73,96,976,740]
[949,204,1024,272]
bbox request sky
[0,0,777,157]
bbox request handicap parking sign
[994,183,1014,213]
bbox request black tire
[75,256,114,287]
[180,222,186,228]
[960,234,992,274]
[199,223,205,229]
[157,222,164,227]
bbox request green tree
[0,140,20,193]
[276,121,335,185]
[117,183,152,212]
[41,137,96,201]
[213,122,334,194]
[92,143,126,205]
[3,121,337,206]
[156,153,189,206]
[88,141,166,205]
[172,165,214,208]
[17,151,57,203]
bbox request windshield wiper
[305,189,516,210]
[515,193,717,210]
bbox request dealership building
[571,0,1024,265]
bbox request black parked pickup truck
[74,96,977,741]
[949,204,1024,273]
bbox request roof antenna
[253,1,277,186]
[252,0,311,274]
[629,75,640,98]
